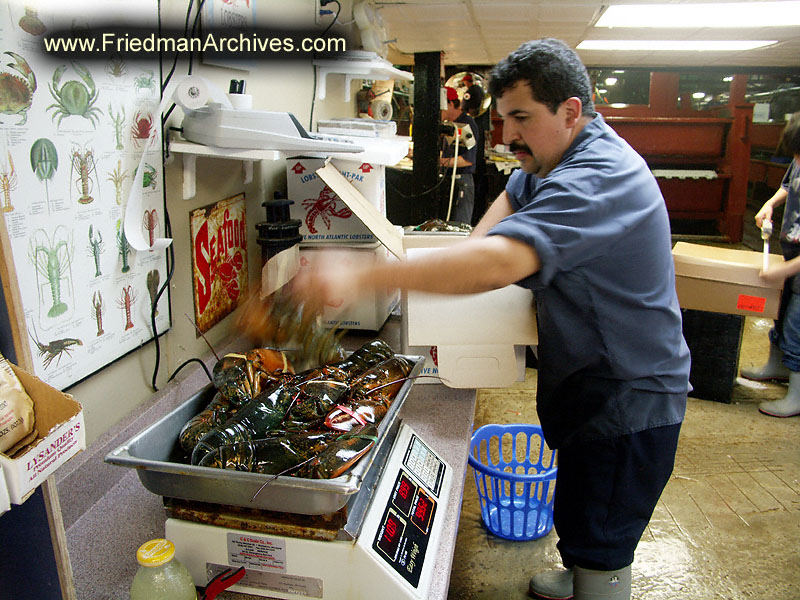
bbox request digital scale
[166,423,453,599]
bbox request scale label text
[227,533,286,571]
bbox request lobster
[235,286,346,372]
[196,430,340,473]
[178,392,240,454]
[324,356,416,432]
[190,339,399,467]
[294,424,378,479]
[212,348,293,406]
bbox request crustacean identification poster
[190,193,247,334]
[0,0,170,389]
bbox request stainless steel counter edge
[55,336,476,599]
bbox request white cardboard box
[0,364,85,504]
[0,471,10,516]
[298,241,399,331]
[286,157,386,243]
[316,162,538,388]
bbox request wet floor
[448,310,800,600]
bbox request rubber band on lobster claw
[332,403,367,426]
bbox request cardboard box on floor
[316,162,538,388]
[0,363,85,504]
[672,242,784,319]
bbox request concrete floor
[448,315,800,600]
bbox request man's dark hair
[449,98,461,109]
[489,38,595,116]
[779,112,800,156]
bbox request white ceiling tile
[377,0,800,66]
[538,4,599,22]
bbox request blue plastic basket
[468,423,557,541]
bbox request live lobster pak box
[298,241,400,331]
[316,161,538,388]
[286,157,386,243]
[672,242,784,319]
[0,364,85,504]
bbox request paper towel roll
[175,77,210,110]
[372,99,392,120]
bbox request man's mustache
[509,141,531,154]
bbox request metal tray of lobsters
[105,355,424,515]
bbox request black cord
[168,357,213,384]
[150,209,175,391]
[320,0,341,37]
[162,0,194,94]
[310,0,342,131]
[309,56,317,131]
[188,0,207,76]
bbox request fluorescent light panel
[577,40,777,51]
[595,2,800,28]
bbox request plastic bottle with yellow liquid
[130,538,197,600]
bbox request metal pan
[105,355,423,515]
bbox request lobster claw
[200,566,246,600]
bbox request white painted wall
[71,0,362,445]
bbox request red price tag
[737,294,766,313]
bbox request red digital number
[415,497,428,520]
[398,479,410,499]
[383,516,397,542]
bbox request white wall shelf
[313,51,413,102]
[169,140,282,200]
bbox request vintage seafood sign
[0,1,169,389]
[190,194,248,334]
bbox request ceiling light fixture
[604,77,618,85]
[577,40,777,51]
[595,2,800,28]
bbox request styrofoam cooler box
[400,332,528,386]
[298,242,399,331]
[0,472,10,516]
[316,162,538,388]
[286,157,386,243]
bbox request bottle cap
[136,538,175,567]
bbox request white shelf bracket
[243,160,254,185]
[182,154,197,200]
[316,67,329,100]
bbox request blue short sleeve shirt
[488,115,690,447]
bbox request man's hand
[760,261,791,283]
[289,249,371,316]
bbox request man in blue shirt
[441,86,479,225]
[289,39,690,600]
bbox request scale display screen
[372,468,438,587]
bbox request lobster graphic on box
[302,186,352,234]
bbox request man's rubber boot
[529,568,573,599]
[741,343,790,382]
[573,565,631,599]
[759,370,800,417]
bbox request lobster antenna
[250,453,319,502]
[364,374,452,395]
[184,313,220,361]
